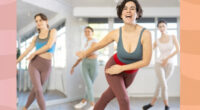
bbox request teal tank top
[35,30,56,53]
[117,27,145,64]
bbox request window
[88,18,110,65]
[87,17,179,66]
[88,25,109,65]
[53,27,66,68]
[19,35,36,70]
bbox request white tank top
[156,35,174,63]
[83,39,98,55]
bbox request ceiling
[17,0,179,31]
[17,0,179,38]
[68,0,179,7]
[17,0,56,32]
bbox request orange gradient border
[181,0,200,109]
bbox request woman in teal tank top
[17,13,57,110]
[76,0,152,110]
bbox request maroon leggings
[94,56,138,110]
[25,56,51,110]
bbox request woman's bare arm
[17,37,36,63]
[86,42,98,57]
[153,41,157,50]
[72,58,82,68]
[78,30,116,58]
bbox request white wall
[63,16,88,100]
[93,65,180,98]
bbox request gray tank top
[35,30,56,53]
[117,27,145,64]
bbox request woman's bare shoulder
[107,28,120,40]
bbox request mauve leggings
[25,56,51,110]
[94,56,138,110]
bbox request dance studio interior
[17,0,180,109]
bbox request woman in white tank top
[156,34,174,64]
[143,20,180,110]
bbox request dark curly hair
[116,0,143,20]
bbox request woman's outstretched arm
[76,30,116,59]
[17,37,36,64]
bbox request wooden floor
[18,96,180,110]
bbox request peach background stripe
[181,0,200,109]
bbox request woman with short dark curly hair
[76,0,152,110]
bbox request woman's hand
[16,60,19,64]
[106,65,124,75]
[70,67,75,75]
[26,53,36,61]
[76,51,86,59]
[161,58,168,67]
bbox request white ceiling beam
[21,0,72,14]
[73,7,180,18]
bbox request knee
[161,85,168,91]
[102,91,107,96]
[87,85,93,91]
[41,79,46,85]
[34,87,43,96]
[118,96,129,105]
[85,82,93,90]
[101,91,110,99]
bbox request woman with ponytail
[17,13,57,110]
